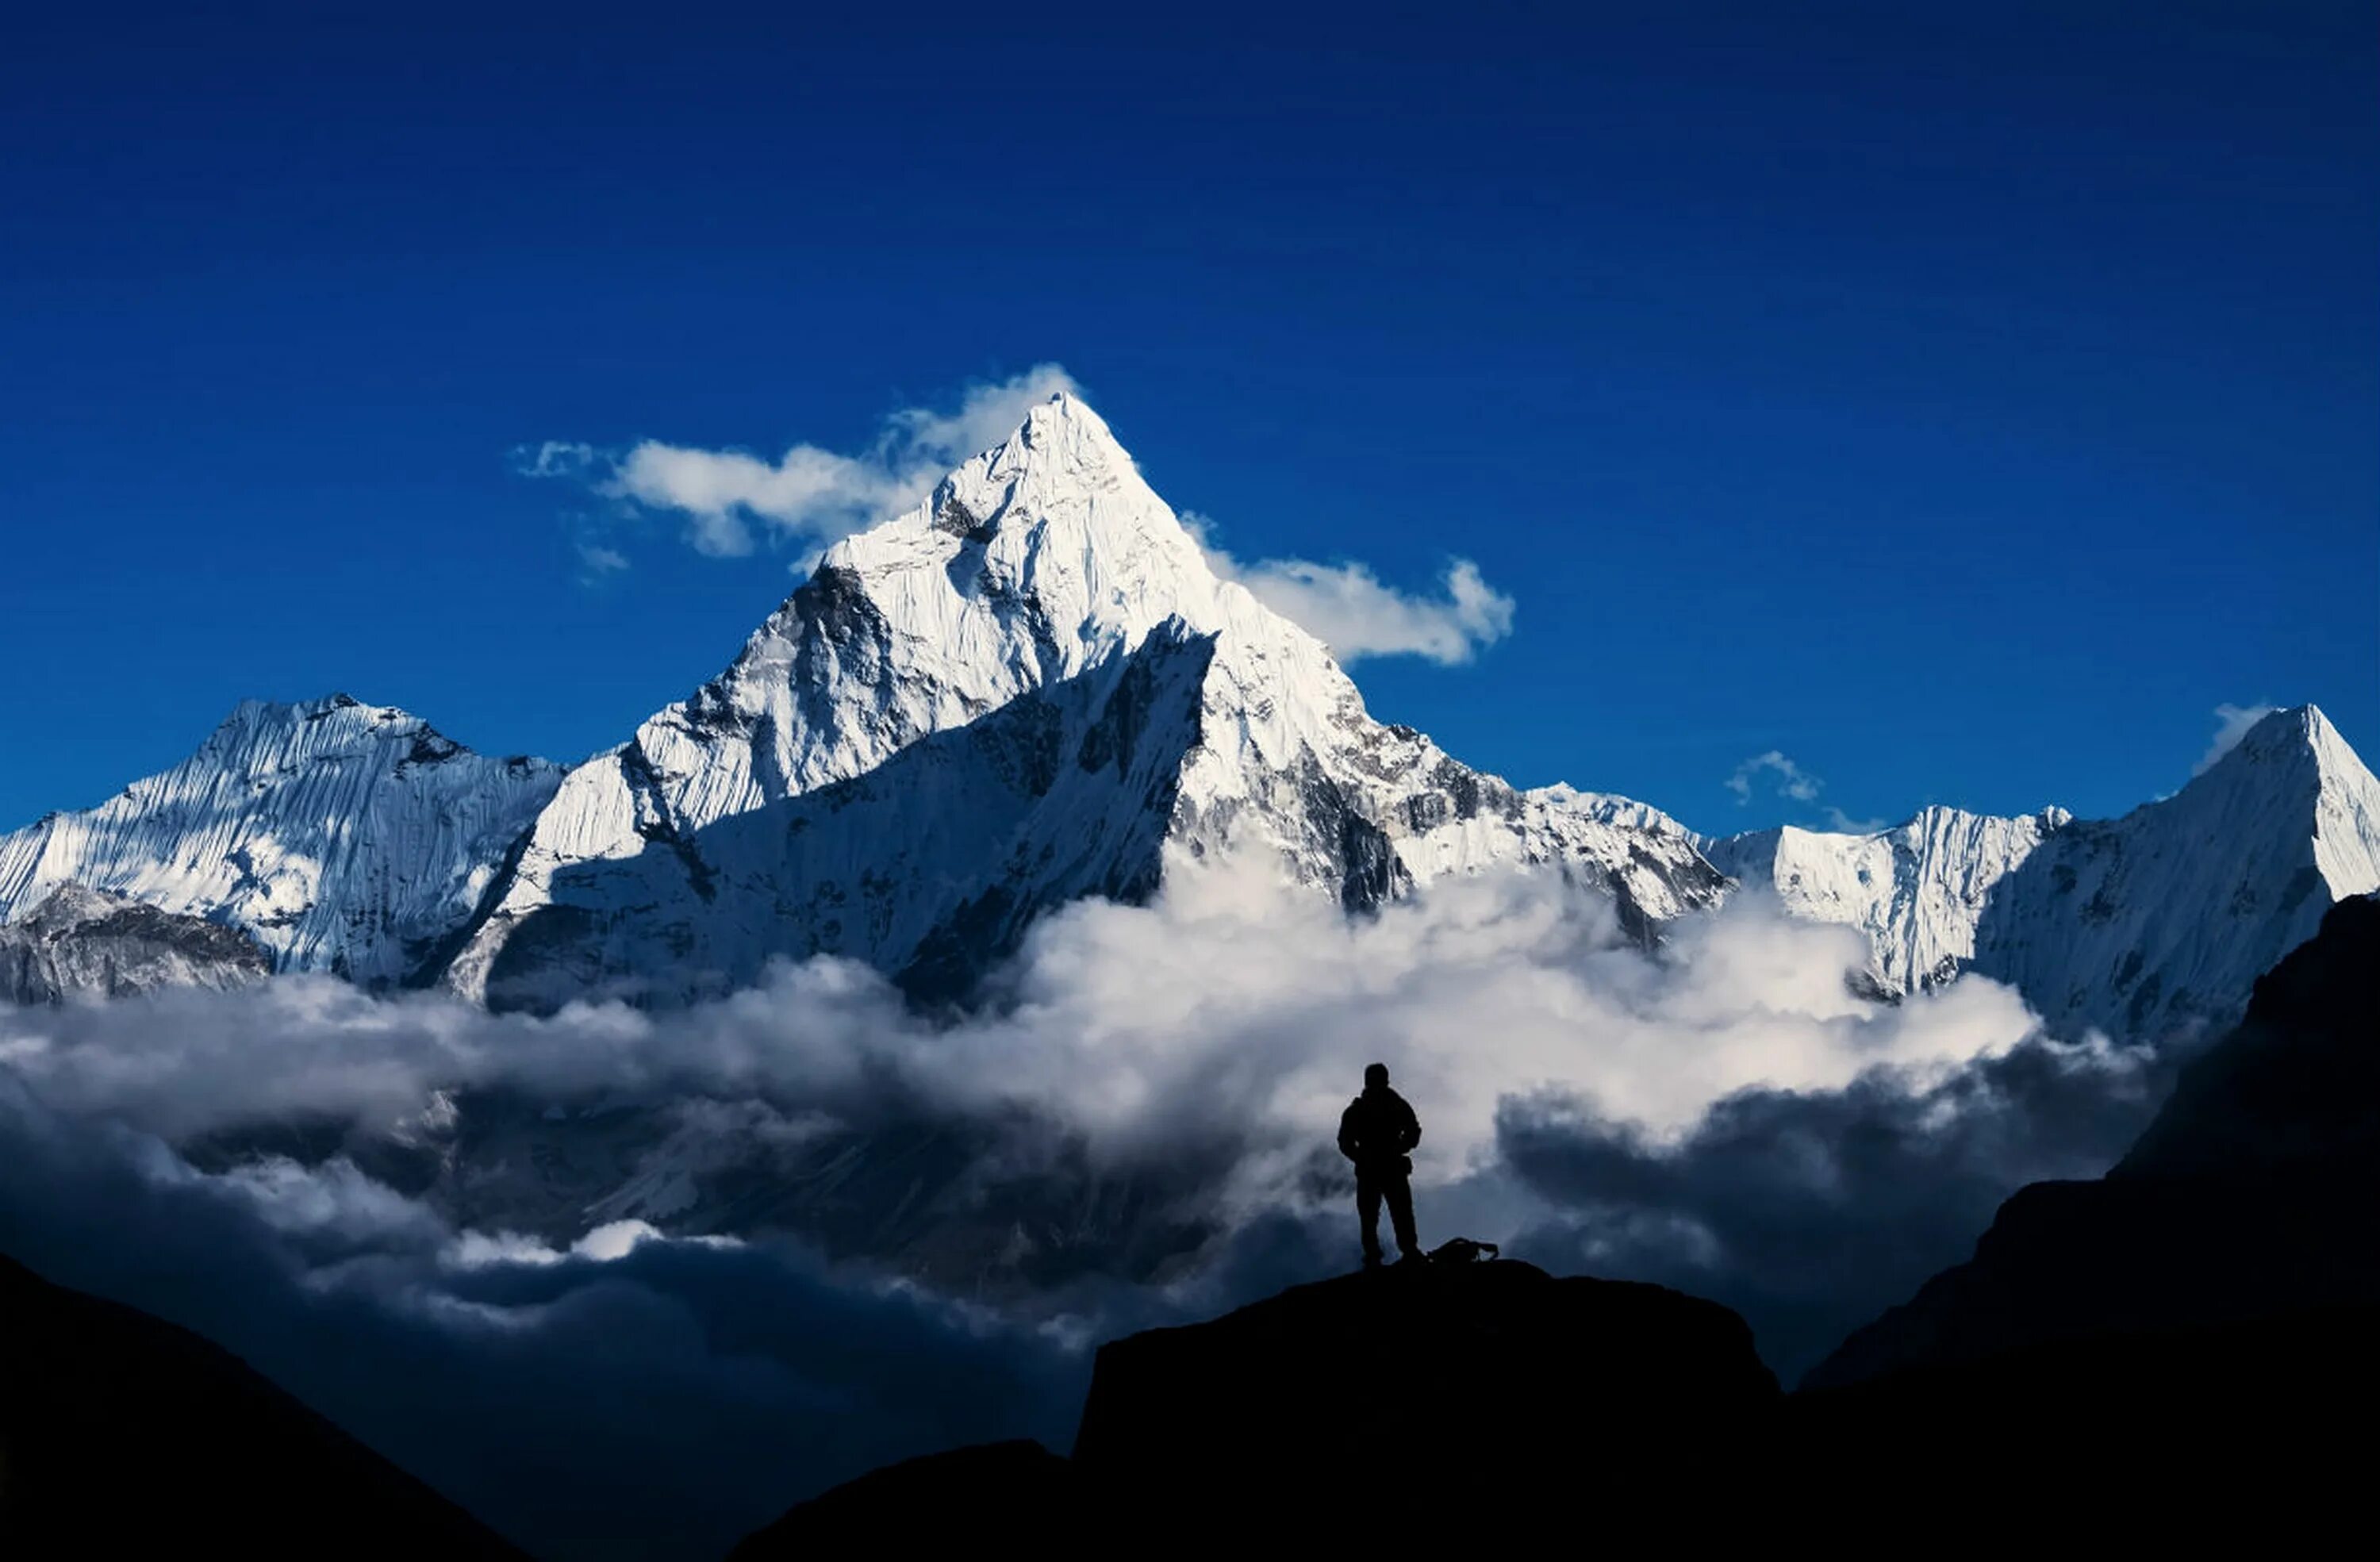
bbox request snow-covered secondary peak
[446,393,1724,1005]
[0,694,567,984]
[1706,703,2380,1038]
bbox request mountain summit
[1,397,2374,1030]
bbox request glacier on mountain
[0,697,565,985]
[1,393,2375,1041]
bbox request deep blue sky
[3,1,2371,836]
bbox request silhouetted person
[1338,1063,1422,1268]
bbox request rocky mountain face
[1705,704,2380,1038]
[0,395,2373,1037]
[0,1250,523,1556]
[0,884,267,1004]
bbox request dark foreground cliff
[735,1258,1780,1550]
[1790,896,2378,1530]
[0,1253,524,1558]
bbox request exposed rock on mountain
[0,883,267,1004]
[0,1250,523,1556]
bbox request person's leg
[1387,1172,1421,1261]
[1356,1168,1384,1267]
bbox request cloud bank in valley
[0,866,2170,1556]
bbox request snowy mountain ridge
[2,394,2374,1035]
[1703,704,2380,1037]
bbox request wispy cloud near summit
[520,367,1518,666]
[518,365,1081,558]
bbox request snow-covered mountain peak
[2210,703,2360,789]
[0,694,566,984]
[440,395,1727,1004]
[815,389,1226,656]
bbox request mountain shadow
[0,1250,523,1557]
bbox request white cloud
[512,439,597,479]
[526,378,1517,664]
[1182,513,1515,666]
[1728,750,1820,805]
[0,862,2135,1486]
[528,364,1081,558]
[1,865,2036,1194]
[2194,701,2277,776]
[575,541,630,581]
[1725,750,1884,834]
[1235,556,1515,666]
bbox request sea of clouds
[0,865,2175,1556]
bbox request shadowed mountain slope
[0,1252,524,1557]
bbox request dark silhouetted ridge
[0,1252,524,1557]
[735,1258,1779,1548]
[1787,897,2380,1538]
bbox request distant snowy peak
[0,883,267,1003]
[1977,703,2380,1038]
[0,694,566,985]
[1702,804,2075,996]
[1707,704,2380,1038]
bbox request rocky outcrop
[0,883,267,1003]
[736,1258,1779,1547]
[0,1251,522,1556]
